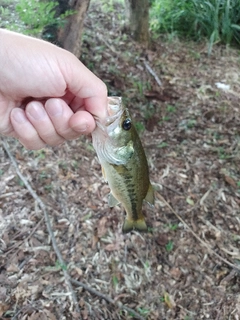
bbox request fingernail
[27,102,46,120]
[45,100,63,117]
[11,109,27,124]
[73,122,89,133]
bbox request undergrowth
[150,0,240,53]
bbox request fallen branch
[157,192,240,272]
[70,278,146,320]
[143,60,162,87]
[1,138,82,318]
[2,139,147,320]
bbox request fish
[92,96,154,233]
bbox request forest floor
[1,1,240,319]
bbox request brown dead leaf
[104,242,120,251]
[26,310,57,320]
[169,267,182,280]
[0,302,9,317]
[164,292,176,309]
[224,175,237,188]
[96,216,108,238]
[155,233,168,246]
[6,263,19,273]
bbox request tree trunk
[57,0,90,57]
[125,0,149,46]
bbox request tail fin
[122,218,148,234]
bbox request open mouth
[107,96,122,117]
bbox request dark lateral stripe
[131,201,138,220]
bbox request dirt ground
[1,1,240,319]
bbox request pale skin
[0,29,108,150]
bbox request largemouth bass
[92,97,154,233]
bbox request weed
[18,178,24,187]
[8,0,74,37]
[217,146,231,159]
[55,260,67,270]
[0,169,3,176]
[34,149,46,160]
[166,240,174,252]
[39,171,48,179]
[137,307,150,316]
[143,260,150,269]
[44,184,53,191]
[143,105,155,120]
[82,212,92,221]
[133,80,144,96]
[135,122,145,134]
[112,275,119,288]
[158,142,168,148]
[150,0,240,52]
[162,115,170,122]
[187,119,196,128]
[72,160,78,171]
[166,223,178,231]
[166,105,176,113]
[58,161,68,171]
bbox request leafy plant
[8,0,74,37]
[112,275,119,288]
[135,121,145,133]
[166,240,174,252]
[158,141,168,148]
[165,223,178,231]
[166,105,177,113]
[137,307,150,316]
[150,0,240,53]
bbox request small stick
[2,138,82,317]
[157,192,240,272]
[70,278,146,320]
[143,60,162,87]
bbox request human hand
[0,29,107,150]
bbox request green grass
[135,122,145,134]
[2,0,74,37]
[165,240,174,252]
[150,0,240,53]
[158,142,168,148]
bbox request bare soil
[1,1,240,319]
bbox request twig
[0,192,15,198]
[143,60,162,87]
[157,192,240,272]
[70,278,146,320]
[2,217,44,259]
[160,183,183,196]
[1,138,82,317]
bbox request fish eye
[122,118,132,130]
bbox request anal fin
[108,193,120,207]
[144,183,155,206]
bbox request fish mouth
[95,96,123,131]
[107,96,122,117]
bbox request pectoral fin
[144,184,155,206]
[108,193,120,207]
[102,166,107,181]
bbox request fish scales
[92,96,154,233]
